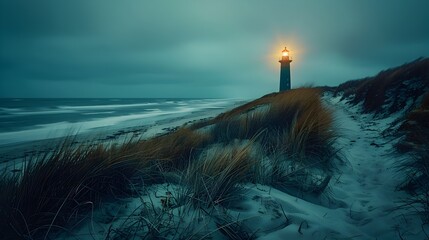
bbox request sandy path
[160,97,429,240]
[324,97,427,239]
[251,98,428,239]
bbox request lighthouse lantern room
[279,47,292,91]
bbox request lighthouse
[279,47,292,91]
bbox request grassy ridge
[0,88,337,239]
[334,58,429,115]
[397,93,429,223]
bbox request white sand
[197,95,427,239]
[11,97,429,240]
[24,96,429,239]
[237,95,428,239]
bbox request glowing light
[281,47,290,58]
[265,35,304,71]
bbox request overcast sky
[1,0,429,98]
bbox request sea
[0,98,238,146]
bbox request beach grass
[133,128,211,170]
[0,87,338,239]
[334,58,429,114]
[397,93,429,224]
[184,142,255,208]
[398,148,429,224]
[0,138,154,239]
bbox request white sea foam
[7,109,77,115]
[0,107,23,112]
[58,102,159,110]
[0,107,193,145]
[82,111,115,115]
[0,99,239,146]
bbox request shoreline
[0,101,244,171]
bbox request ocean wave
[58,102,159,110]
[0,107,23,112]
[0,108,190,145]
[8,109,77,115]
[82,111,115,115]
[0,99,238,145]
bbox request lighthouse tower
[279,47,292,91]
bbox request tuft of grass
[136,128,211,170]
[104,186,200,240]
[211,112,266,143]
[209,88,336,164]
[195,88,337,196]
[398,149,429,224]
[105,186,258,240]
[0,170,20,239]
[184,142,254,208]
[265,89,335,164]
[210,212,257,240]
[0,139,150,239]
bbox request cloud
[1,0,429,97]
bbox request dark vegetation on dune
[333,57,429,224]
[0,88,338,239]
[334,57,429,116]
[398,92,429,152]
[397,92,429,224]
[0,140,151,239]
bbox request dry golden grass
[0,130,210,238]
[0,88,338,238]
[209,88,335,165]
[192,88,337,197]
[135,128,211,170]
[0,139,153,239]
[189,92,275,130]
[274,90,335,163]
[184,142,254,208]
